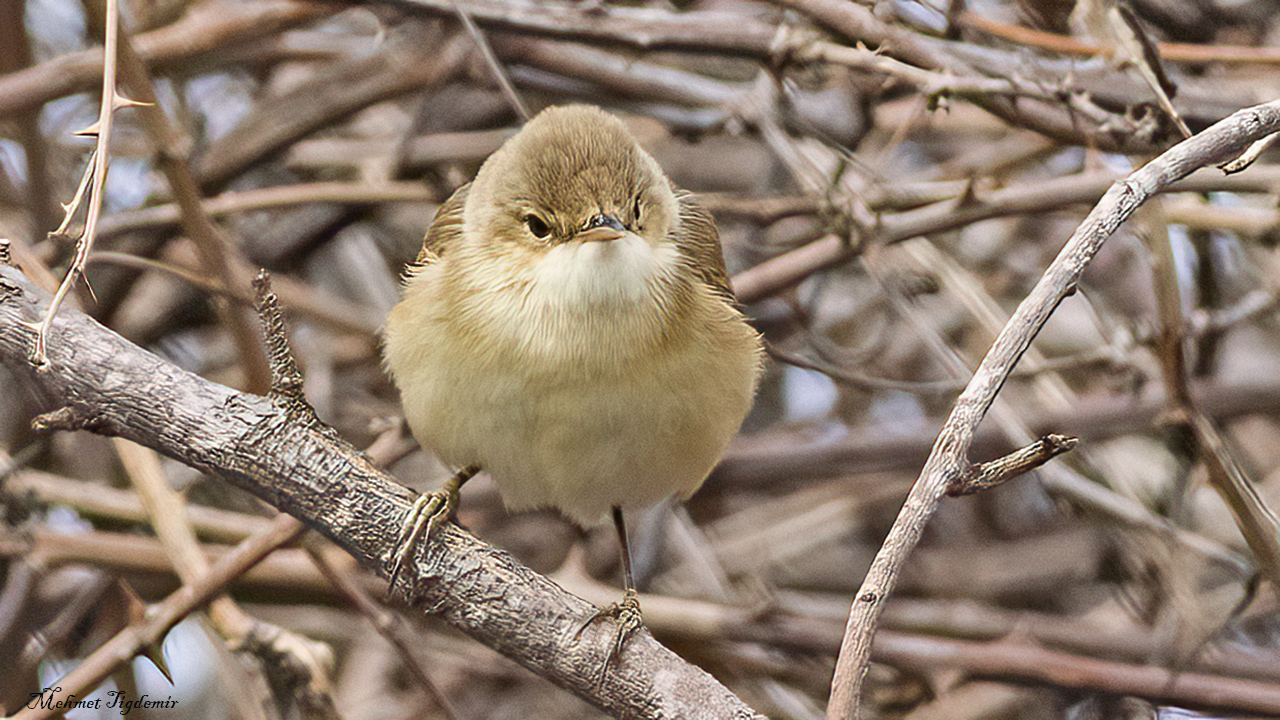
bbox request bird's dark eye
[524,215,550,239]
[632,196,643,229]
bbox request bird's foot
[387,485,458,594]
[573,588,643,683]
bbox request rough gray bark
[0,265,764,720]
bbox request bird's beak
[575,214,626,243]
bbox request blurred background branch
[5,0,1280,718]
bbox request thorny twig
[26,0,139,366]
[14,514,309,720]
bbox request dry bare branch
[827,98,1280,720]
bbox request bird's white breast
[534,235,677,307]
[460,234,685,363]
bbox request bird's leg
[573,506,645,681]
[388,464,480,593]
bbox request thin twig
[870,629,1280,714]
[794,40,1061,103]
[1142,205,1280,588]
[957,10,1280,65]
[1221,133,1280,174]
[96,181,433,238]
[7,469,271,543]
[112,439,286,720]
[0,0,332,118]
[449,0,529,121]
[85,250,380,337]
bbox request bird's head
[463,105,680,255]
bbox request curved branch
[825,98,1280,720]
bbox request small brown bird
[382,104,762,660]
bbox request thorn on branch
[52,150,97,238]
[32,405,108,434]
[111,94,152,110]
[74,120,102,137]
[251,270,333,436]
[121,581,174,683]
[948,433,1079,496]
[253,270,303,398]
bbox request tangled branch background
[4,0,1280,718]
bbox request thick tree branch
[0,265,764,720]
